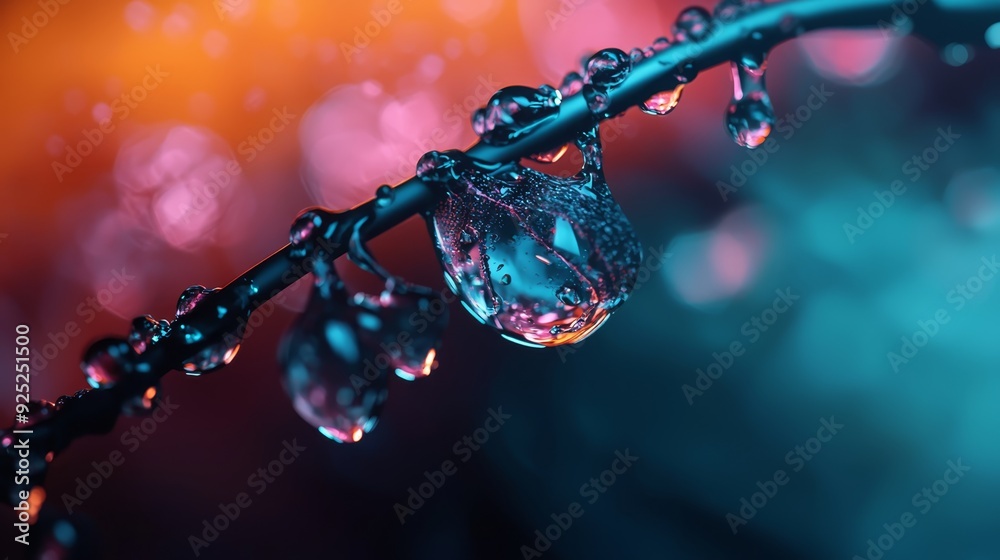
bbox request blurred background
[1,0,999,558]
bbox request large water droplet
[585,48,631,88]
[174,285,242,376]
[279,265,388,443]
[725,56,775,148]
[474,85,562,146]
[673,7,713,42]
[424,125,642,347]
[641,85,685,116]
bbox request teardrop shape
[174,285,242,376]
[279,265,388,443]
[641,85,685,116]
[673,7,713,42]
[424,126,643,347]
[474,85,562,146]
[81,338,135,388]
[585,48,631,89]
[363,287,449,381]
[725,57,775,148]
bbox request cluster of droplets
[472,85,562,146]
[581,48,632,117]
[279,207,448,443]
[420,119,642,347]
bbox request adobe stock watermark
[52,65,170,183]
[340,0,403,63]
[519,449,639,559]
[61,396,180,513]
[682,287,800,405]
[717,84,835,202]
[852,458,970,560]
[176,106,297,224]
[545,0,589,30]
[7,0,71,54]
[887,255,999,372]
[726,416,844,534]
[843,127,960,244]
[394,407,511,524]
[32,267,136,374]
[877,0,930,38]
[555,243,671,363]
[187,439,307,557]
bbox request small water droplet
[557,283,583,306]
[375,185,394,207]
[629,48,645,64]
[585,48,631,89]
[81,338,135,388]
[128,315,170,354]
[176,285,215,318]
[582,85,611,116]
[474,85,562,146]
[559,71,584,97]
[652,37,671,51]
[290,210,322,247]
[673,7,713,42]
[714,0,761,22]
[640,85,685,116]
[500,274,512,285]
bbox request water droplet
[673,7,713,42]
[128,315,169,354]
[474,85,562,146]
[279,266,388,442]
[585,48,631,88]
[714,0,761,22]
[652,37,671,51]
[290,210,322,247]
[174,285,243,375]
[176,285,215,318]
[375,185,394,207]
[628,48,645,64]
[559,71,584,97]
[641,85,685,116]
[426,124,642,347]
[582,85,611,116]
[122,385,161,416]
[81,338,135,388]
[725,56,775,148]
[371,286,449,381]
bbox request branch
[4,0,999,515]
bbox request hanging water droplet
[375,185,394,207]
[559,71,584,97]
[128,315,170,354]
[369,286,449,381]
[673,7,713,42]
[174,285,243,376]
[81,338,135,388]
[425,124,642,347]
[474,85,562,146]
[585,48,631,88]
[725,56,775,149]
[641,85,685,116]
[279,265,388,442]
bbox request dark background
[2,0,999,558]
